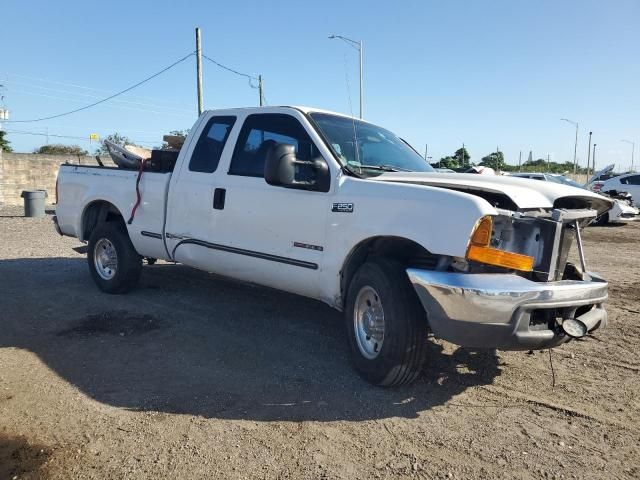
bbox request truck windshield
[309,112,434,176]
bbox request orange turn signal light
[470,216,493,247]
[467,245,534,272]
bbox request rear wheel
[88,222,142,294]
[345,258,428,386]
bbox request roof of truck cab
[204,106,375,123]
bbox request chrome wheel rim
[94,238,118,280]
[353,286,385,359]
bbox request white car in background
[600,172,640,204]
[509,172,638,225]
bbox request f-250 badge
[332,203,354,213]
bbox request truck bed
[56,164,172,260]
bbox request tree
[453,147,471,167]
[35,144,88,155]
[96,133,140,154]
[0,130,12,152]
[431,156,459,170]
[480,151,505,170]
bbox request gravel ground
[0,206,638,479]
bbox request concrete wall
[0,150,115,205]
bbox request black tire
[593,212,609,226]
[87,221,142,294]
[345,258,428,386]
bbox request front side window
[229,114,319,177]
[189,116,236,173]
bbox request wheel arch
[80,200,126,242]
[339,235,441,310]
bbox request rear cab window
[188,116,236,173]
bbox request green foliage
[430,147,471,170]
[431,156,459,170]
[500,158,587,174]
[0,130,12,152]
[97,133,140,154]
[480,151,505,170]
[453,147,471,167]
[35,144,88,155]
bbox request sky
[1,0,638,171]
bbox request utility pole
[462,143,465,168]
[424,144,428,161]
[518,150,522,172]
[547,154,550,173]
[258,75,264,107]
[621,139,635,172]
[196,27,203,116]
[591,143,597,177]
[586,131,593,183]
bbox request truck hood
[373,172,613,215]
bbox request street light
[621,139,635,172]
[329,34,363,119]
[560,118,579,174]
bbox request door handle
[213,188,226,210]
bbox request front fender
[316,176,499,308]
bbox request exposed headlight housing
[466,215,534,272]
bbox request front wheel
[593,212,609,226]
[88,222,142,294]
[345,258,428,386]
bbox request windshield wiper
[341,164,363,178]
[351,164,411,172]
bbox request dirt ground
[0,206,638,479]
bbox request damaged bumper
[407,269,608,350]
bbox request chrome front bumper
[407,269,608,350]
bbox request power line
[5,52,195,123]
[4,80,193,114]
[5,73,191,108]
[202,54,259,88]
[8,88,193,118]
[5,129,158,146]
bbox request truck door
[200,112,331,299]
[164,115,238,269]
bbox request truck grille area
[490,209,599,282]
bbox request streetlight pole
[586,131,593,183]
[518,150,522,172]
[329,34,364,119]
[621,139,635,172]
[561,118,578,174]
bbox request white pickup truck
[55,106,612,386]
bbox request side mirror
[264,143,330,192]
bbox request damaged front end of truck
[379,173,613,350]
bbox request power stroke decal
[332,202,354,213]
